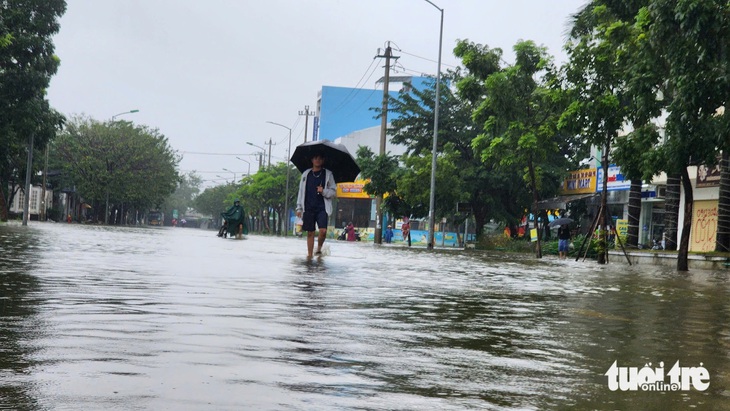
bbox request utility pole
[374,42,398,245]
[41,144,49,221]
[22,133,34,226]
[299,105,315,142]
[265,138,276,167]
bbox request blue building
[315,75,432,142]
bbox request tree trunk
[627,180,642,248]
[678,167,693,271]
[716,150,730,251]
[0,180,7,221]
[527,158,542,258]
[473,205,487,240]
[597,142,610,264]
[541,210,551,240]
[664,174,681,251]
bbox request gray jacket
[296,168,337,216]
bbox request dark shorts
[559,239,570,252]
[302,208,328,232]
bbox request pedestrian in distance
[401,217,411,247]
[346,222,356,242]
[296,153,337,258]
[558,224,571,259]
[384,225,394,243]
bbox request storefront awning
[536,193,600,210]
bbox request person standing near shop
[296,153,337,258]
[558,224,572,259]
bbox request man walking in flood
[296,153,337,258]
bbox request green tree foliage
[386,73,498,237]
[460,40,571,257]
[236,162,299,234]
[562,2,648,263]
[193,183,239,223]
[53,116,179,222]
[161,171,202,221]
[635,0,730,270]
[0,0,66,220]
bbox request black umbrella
[549,217,574,227]
[290,139,361,183]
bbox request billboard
[596,165,631,191]
[561,168,597,195]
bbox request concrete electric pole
[374,43,398,245]
[299,105,314,142]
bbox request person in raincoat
[384,225,394,243]
[220,199,248,239]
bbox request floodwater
[1,222,729,410]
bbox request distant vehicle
[148,211,164,226]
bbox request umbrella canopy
[549,217,574,227]
[290,140,361,183]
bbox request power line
[395,48,459,69]
[181,151,259,156]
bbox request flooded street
[1,222,730,410]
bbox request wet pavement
[1,222,729,410]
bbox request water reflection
[0,222,729,409]
[0,225,44,410]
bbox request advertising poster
[690,200,718,252]
[561,168,597,194]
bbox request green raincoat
[221,202,248,235]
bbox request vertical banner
[615,219,628,249]
[312,116,319,141]
[690,200,718,252]
[530,228,538,242]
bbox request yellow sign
[561,168,597,194]
[615,219,628,249]
[530,228,538,242]
[336,179,372,199]
[690,200,718,252]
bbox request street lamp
[111,109,139,121]
[106,109,140,225]
[216,174,230,184]
[424,0,443,249]
[236,157,251,176]
[247,142,266,168]
[222,168,237,182]
[267,121,293,237]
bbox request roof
[536,193,600,210]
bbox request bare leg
[316,228,327,253]
[307,231,315,257]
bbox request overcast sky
[47,0,587,187]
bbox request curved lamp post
[424,0,443,249]
[267,121,293,236]
[236,157,251,176]
[106,109,140,224]
[246,142,266,169]
[111,109,139,121]
[222,168,237,183]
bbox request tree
[193,183,239,223]
[387,72,505,238]
[161,172,202,223]
[236,162,298,234]
[0,0,67,220]
[637,0,728,270]
[562,2,646,263]
[53,116,179,223]
[464,40,570,258]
